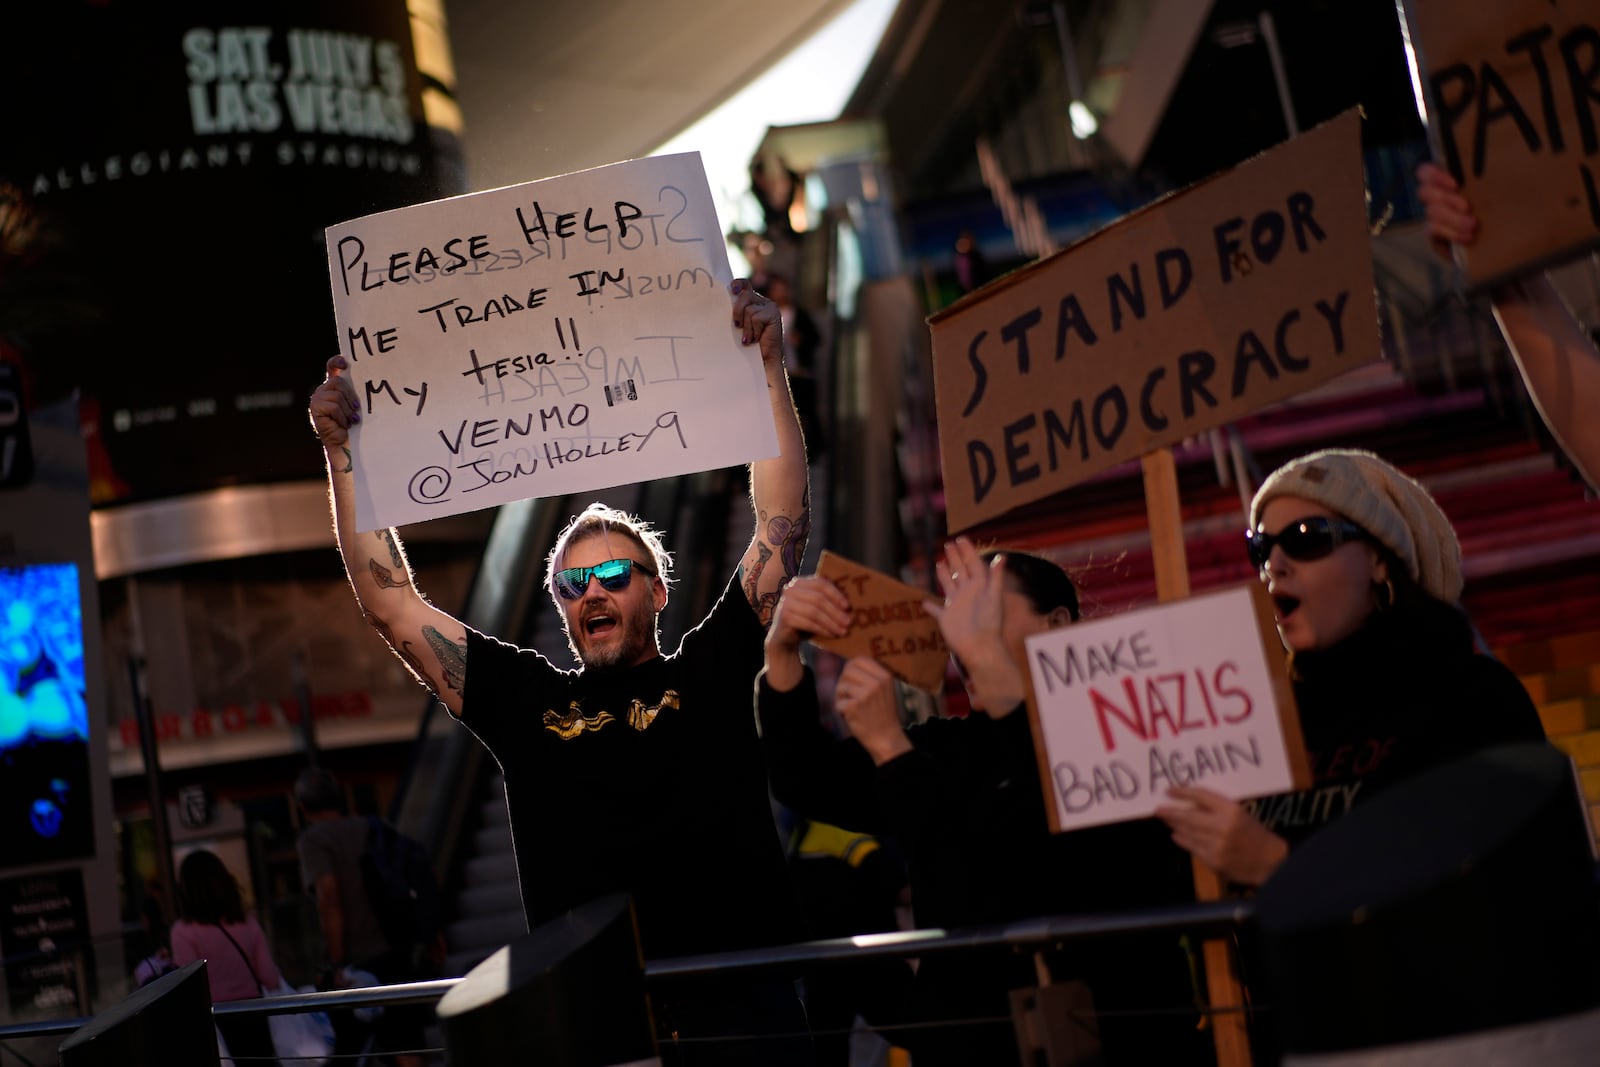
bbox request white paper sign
[324,152,779,531]
[1023,583,1309,833]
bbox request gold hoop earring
[1374,577,1396,612]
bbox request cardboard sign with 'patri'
[813,551,948,693]
[1024,583,1309,833]
[1398,0,1600,290]
[929,109,1378,532]
[325,152,779,532]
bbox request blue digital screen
[0,563,93,863]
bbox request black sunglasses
[1245,515,1370,569]
[553,558,655,600]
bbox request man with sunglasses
[309,278,813,1063]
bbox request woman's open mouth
[1273,594,1300,620]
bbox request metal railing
[0,898,1254,1045]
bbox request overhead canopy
[444,0,859,191]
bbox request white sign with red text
[1023,583,1310,833]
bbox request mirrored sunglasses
[1245,515,1370,569]
[553,558,655,600]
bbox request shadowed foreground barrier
[436,891,658,1065]
[5,901,1250,1061]
[57,960,218,1067]
[28,745,1600,1065]
[1257,741,1600,1063]
[2,902,1252,1060]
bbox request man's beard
[569,593,658,671]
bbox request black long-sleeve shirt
[756,667,1210,1065]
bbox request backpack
[359,816,443,956]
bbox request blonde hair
[545,503,674,595]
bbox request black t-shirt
[459,575,799,960]
[1245,602,1548,850]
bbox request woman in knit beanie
[1156,448,1546,887]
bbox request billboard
[1,1,462,504]
[0,562,94,865]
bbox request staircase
[893,343,1600,642]
[885,250,1600,741]
[1500,628,1600,851]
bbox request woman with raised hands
[759,537,1205,1066]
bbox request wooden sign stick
[1140,446,1253,1067]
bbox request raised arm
[1417,162,1600,491]
[922,538,1030,716]
[758,578,882,831]
[1487,278,1600,492]
[734,279,811,625]
[310,355,470,716]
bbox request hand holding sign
[1155,785,1290,887]
[1416,160,1600,493]
[731,279,785,370]
[309,355,363,452]
[767,575,851,649]
[1416,162,1478,254]
[835,658,914,766]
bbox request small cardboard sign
[1023,582,1309,833]
[324,151,779,532]
[1399,0,1600,290]
[813,551,949,693]
[928,109,1378,533]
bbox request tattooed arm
[1418,162,1600,491]
[733,278,811,626]
[310,355,470,716]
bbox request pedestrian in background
[170,849,281,1067]
[295,767,433,1067]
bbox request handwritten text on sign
[324,152,779,531]
[1024,584,1309,833]
[1400,0,1600,288]
[812,551,949,693]
[929,110,1378,532]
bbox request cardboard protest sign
[1398,0,1600,290]
[929,109,1378,533]
[324,152,779,531]
[813,551,949,693]
[1023,583,1309,833]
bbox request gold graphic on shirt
[543,703,615,739]
[542,690,681,739]
[626,690,680,731]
